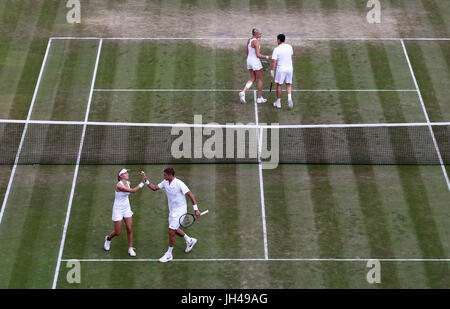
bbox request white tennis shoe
[239,91,246,103]
[273,101,281,109]
[288,99,293,109]
[185,238,197,253]
[128,247,136,257]
[159,252,173,263]
[104,235,111,251]
[257,97,267,104]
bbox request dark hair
[252,28,259,36]
[277,34,286,42]
[164,167,175,176]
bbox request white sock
[168,246,173,254]
[276,98,281,104]
[184,234,192,243]
[288,94,292,101]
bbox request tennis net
[1,120,449,165]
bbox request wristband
[138,182,144,188]
[270,70,274,75]
[265,55,269,60]
[193,204,198,211]
[145,180,150,185]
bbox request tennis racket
[269,81,273,92]
[179,210,209,228]
[260,59,270,72]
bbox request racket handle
[200,210,209,216]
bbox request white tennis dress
[112,181,134,221]
[246,38,263,71]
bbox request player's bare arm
[186,191,200,217]
[141,172,160,191]
[252,40,270,60]
[116,182,143,194]
[270,59,277,79]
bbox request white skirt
[112,204,133,221]
[246,58,263,71]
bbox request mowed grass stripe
[0,168,39,288]
[48,40,99,121]
[91,41,146,122]
[420,0,449,38]
[0,166,13,208]
[306,165,351,288]
[264,165,322,288]
[0,39,45,119]
[396,166,450,287]
[0,165,75,288]
[404,41,449,122]
[0,0,22,31]
[165,40,198,120]
[89,41,120,121]
[414,166,450,257]
[30,39,100,121]
[0,0,25,74]
[329,40,401,286]
[131,41,159,121]
[296,37,346,285]
[286,41,346,287]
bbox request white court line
[258,164,269,260]
[401,40,450,192]
[2,119,450,129]
[0,38,53,225]
[50,37,450,41]
[254,90,269,260]
[52,39,103,289]
[61,258,450,262]
[94,88,417,92]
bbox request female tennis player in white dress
[239,28,271,104]
[103,169,146,256]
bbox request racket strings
[180,214,195,227]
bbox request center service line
[254,90,269,260]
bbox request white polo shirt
[272,43,294,71]
[158,177,190,214]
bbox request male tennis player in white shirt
[142,167,200,263]
[270,34,294,109]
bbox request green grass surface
[0,0,449,289]
[30,39,100,121]
[0,165,75,288]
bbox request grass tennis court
[0,0,449,289]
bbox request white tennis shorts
[275,69,293,84]
[247,58,263,71]
[112,205,133,221]
[168,212,184,230]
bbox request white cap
[118,168,128,176]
